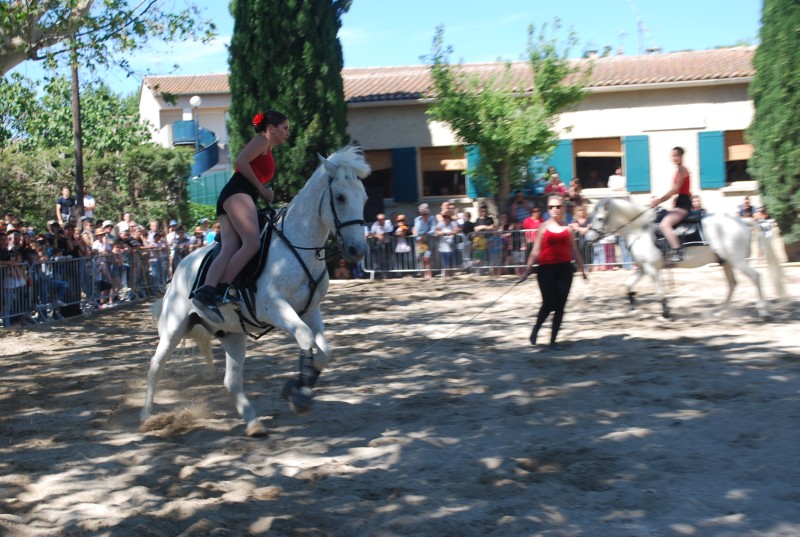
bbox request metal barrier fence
[1,248,171,328]
[360,229,757,277]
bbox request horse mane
[326,144,372,180]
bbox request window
[573,138,623,188]
[725,131,752,183]
[420,147,466,197]
[363,150,393,199]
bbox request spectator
[509,190,532,225]
[170,226,192,275]
[56,186,76,227]
[435,212,460,277]
[457,211,475,236]
[333,259,352,280]
[607,167,627,191]
[116,212,136,235]
[690,195,707,217]
[192,226,207,249]
[82,187,96,219]
[207,221,220,243]
[472,205,494,275]
[522,206,543,255]
[567,179,583,221]
[737,196,754,218]
[544,173,568,196]
[368,213,393,278]
[413,203,436,279]
[197,218,211,242]
[166,220,179,245]
[393,214,413,274]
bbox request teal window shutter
[391,147,418,202]
[546,140,574,180]
[623,135,651,192]
[466,145,487,198]
[698,131,726,189]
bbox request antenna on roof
[625,0,661,54]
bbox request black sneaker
[192,285,224,323]
[667,248,684,265]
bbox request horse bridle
[326,173,365,242]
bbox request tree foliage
[0,0,215,76]
[1,73,150,150]
[748,0,800,258]
[228,0,351,202]
[0,144,193,230]
[424,21,589,209]
[1,73,193,229]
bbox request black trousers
[534,261,574,343]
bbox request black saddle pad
[192,209,275,295]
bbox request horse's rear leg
[625,268,644,312]
[729,259,769,320]
[716,262,738,318]
[219,333,265,437]
[141,319,189,422]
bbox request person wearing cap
[166,220,179,246]
[192,109,290,323]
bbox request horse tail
[753,221,787,298]
[150,298,164,325]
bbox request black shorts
[217,172,260,216]
[674,193,692,212]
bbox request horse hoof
[289,386,314,415]
[246,422,268,437]
[281,378,299,401]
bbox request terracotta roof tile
[142,47,755,104]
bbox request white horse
[141,145,370,436]
[585,197,785,320]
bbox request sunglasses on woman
[548,204,563,209]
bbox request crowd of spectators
[1,186,218,328]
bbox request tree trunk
[497,162,511,218]
[70,42,85,216]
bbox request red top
[538,227,573,265]
[674,169,691,196]
[522,216,542,243]
[237,151,275,184]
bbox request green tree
[425,22,589,211]
[0,0,215,76]
[1,73,150,151]
[228,0,351,201]
[748,0,800,260]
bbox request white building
[139,46,758,218]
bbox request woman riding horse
[650,146,691,264]
[192,110,290,322]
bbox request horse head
[317,145,370,262]
[585,198,613,243]
[586,198,654,243]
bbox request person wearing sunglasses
[518,195,587,350]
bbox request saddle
[192,208,277,336]
[653,208,708,255]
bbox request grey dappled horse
[141,145,370,436]
[585,197,785,320]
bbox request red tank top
[538,228,573,265]
[674,169,690,196]
[237,151,275,184]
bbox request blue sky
[9,0,762,95]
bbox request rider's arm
[235,136,273,201]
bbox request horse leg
[715,261,738,318]
[219,332,265,437]
[303,308,331,371]
[730,258,770,320]
[642,263,670,319]
[189,324,216,380]
[141,314,190,422]
[625,268,644,312]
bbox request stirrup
[221,285,241,309]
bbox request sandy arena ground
[0,265,798,537]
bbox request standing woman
[650,146,691,264]
[192,110,290,323]
[518,195,586,350]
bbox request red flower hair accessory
[252,113,264,128]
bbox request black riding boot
[192,284,224,323]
